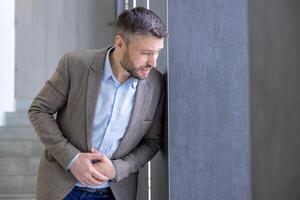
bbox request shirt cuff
[67,153,80,170]
[109,160,117,182]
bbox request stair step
[0,157,40,176]
[5,112,31,126]
[0,176,37,194]
[0,112,40,198]
[0,194,35,200]
[0,140,43,157]
[0,126,38,140]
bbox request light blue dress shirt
[71,46,138,188]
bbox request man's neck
[109,50,131,84]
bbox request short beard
[120,49,151,80]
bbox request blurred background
[0,0,299,200]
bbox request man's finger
[89,152,103,160]
[91,168,109,181]
[83,177,101,186]
[91,148,102,154]
[82,171,103,186]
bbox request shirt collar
[131,78,138,89]
[103,46,138,89]
[103,46,116,82]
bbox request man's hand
[91,148,116,180]
[70,152,109,186]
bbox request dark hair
[116,7,168,42]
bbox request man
[28,7,167,200]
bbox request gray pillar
[168,1,250,200]
[249,0,300,199]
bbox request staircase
[0,111,43,200]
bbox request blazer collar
[111,79,150,158]
[90,46,112,73]
[86,48,106,150]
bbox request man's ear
[115,35,126,50]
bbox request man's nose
[147,55,157,67]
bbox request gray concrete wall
[168,0,250,200]
[15,0,115,110]
[249,0,300,199]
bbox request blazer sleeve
[112,87,165,182]
[28,54,80,170]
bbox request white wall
[0,1,15,125]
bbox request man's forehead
[130,35,164,49]
[139,47,164,52]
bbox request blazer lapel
[112,79,150,158]
[85,50,106,150]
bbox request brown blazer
[28,47,165,200]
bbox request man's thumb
[90,148,103,159]
[91,147,97,153]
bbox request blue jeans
[63,186,116,200]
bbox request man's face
[120,35,164,80]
